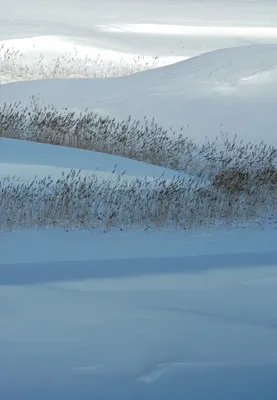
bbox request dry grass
[213,169,250,193]
[0,169,276,232]
[0,45,160,83]
[0,102,277,231]
[1,101,277,179]
[0,100,201,173]
[212,167,277,194]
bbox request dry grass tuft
[212,169,250,193]
[0,169,276,232]
[0,45,160,83]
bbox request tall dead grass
[0,169,275,231]
[0,45,160,83]
[0,102,277,231]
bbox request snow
[0,138,189,182]
[2,44,277,145]
[2,0,277,58]
[98,23,277,38]
[1,0,277,399]
[1,227,277,399]
[1,225,277,265]
[0,35,183,77]
[2,0,277,78]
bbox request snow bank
[2,44,277,145]
[0,138,188,181]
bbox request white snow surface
[2,0,277,145]
[1,0,277,60]
[0,138,189,182]
[2,44,277,145]
[1,227,277,399]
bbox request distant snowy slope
[0,138,189,181]
[1,0,277,61]
[2,44,277,145]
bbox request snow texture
[1,227,277,399]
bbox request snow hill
[2,44,277,145]
[0,138,188,182]
[2,0,277,58]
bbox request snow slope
[0,138,189,181]
[1,227,277,399]
[2,0,277,86]
[2,44,277,145]
[1,0,277,62]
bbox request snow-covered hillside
[0,138,188,181]
[2,44,277,145]
[1,0,277,59]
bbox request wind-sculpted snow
[2,44,277,145]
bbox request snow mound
[0,35,182,83]
[0,138,189,181]
[2,44,277,145]
[151,44,277,86]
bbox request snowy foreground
[0,138,276,398]
[1,227,277,399]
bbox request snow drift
[1,44,277,145]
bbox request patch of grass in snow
[0,100,201,173]
[1,100,277,181]
[0,169,276,231]
[0,102,277,230]
[0,45,160,82]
